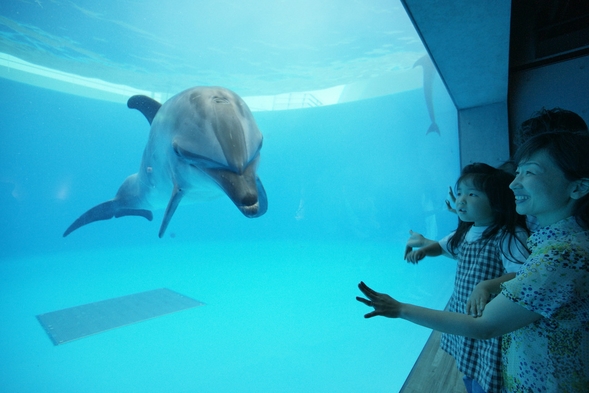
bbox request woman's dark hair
[447,163,529,262]
[513,131,589,228]
[513,107,588,153]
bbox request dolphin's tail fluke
[427,123,440,135]
[63,200,153,237]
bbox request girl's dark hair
[447,163,529,262]
[513,131,589,228]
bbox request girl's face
[455,178,494,227]
[510,149,578,227]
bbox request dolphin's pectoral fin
[159,186,184,238]
[63,200,153,237]
[127,95,162,125]
[254,176,268,217]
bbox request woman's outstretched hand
[356,281,401,318]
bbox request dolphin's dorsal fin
[158,186,184,238]
[127,95,162,125]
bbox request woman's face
[510,149,578,227]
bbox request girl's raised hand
[405,249,426,264]
[404,230,435,260]
[445,186,457,214]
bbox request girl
[404,163,529,393]
[357,131,589,392]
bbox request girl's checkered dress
[441,231,505,393]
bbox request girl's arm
[403,230,437,259]
[404,241,443,264]
[356,281,542,339]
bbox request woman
[357,131,589,392]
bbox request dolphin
[63,86,267,238]
[413,55,440,135]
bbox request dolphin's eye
[173,143,224,168]
[212,96,230,104]
[186,155,223,169]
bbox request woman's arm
[356,281,542,339]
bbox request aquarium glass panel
[0,1,460,392]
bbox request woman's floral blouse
[501,216,589,392]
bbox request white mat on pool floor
[36,288,204,345]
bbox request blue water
[0,76,460,392]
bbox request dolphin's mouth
[239,202,260,217]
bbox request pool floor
[0,241,454,392]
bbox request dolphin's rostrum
[63,86,267,238]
